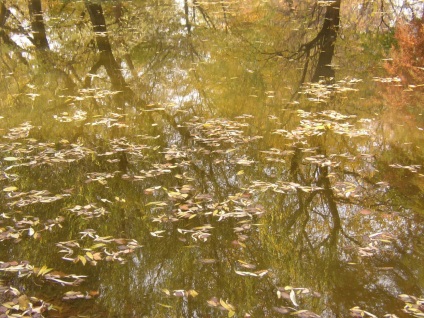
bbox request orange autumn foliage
[383,16,424,113]
[385,16,424,86]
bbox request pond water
[0,1,423,317]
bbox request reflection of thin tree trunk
[84,59,103,87]
[0,2,9,27]
[221,0,228,33]
[311,0,341,82]
[319,165,341,246]
[192,0,216,29]
[184,0,192,34]
[285,146,318,230]
[298,0,341,83]
[28,0,49,49]
[84,2,133,96]
[112,1,123,24]
[26,0,76,92]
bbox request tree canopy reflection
[0,1,423,317]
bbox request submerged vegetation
[0,0,423,317]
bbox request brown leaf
[359,209,372,215]
[18,295,29,311]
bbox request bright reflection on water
[0,1,423,317]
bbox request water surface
[0,1,423,317]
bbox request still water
[0,1,423,317]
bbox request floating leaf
[199,259,217,264]
[273,307,292,314]
[78,255,87,266]
[17,295,29,311]
[90,243,107,249]
[3,186,18,192]
[359,209,372,215]
[86,252,94,260]
[220,299,235,312]
[37,265,53,277]
[188,290,198,297]
[161,289,170,296]
[290,289,299,307]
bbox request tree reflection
[28,0,49,49]
[0,1,423,317]
[84,1,132,98]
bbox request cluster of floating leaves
[317,0,338,6]
[0,284,52,318]
[300,78,361,103]
[148,187,264,244]
[357,232,396,258]
[332,181,361,199]
[0,261,86,286]
[398,294,424,317]
[274,286,321,317]
[372,76,402,83]
[249,180,323,194]
[161,288,198,298]
[56,229,141,265]
[122,162,185,182]
[108,137,150,157]
[60,88,122,103]
[389,163,422,174]
[186,117,262,148]
[1,140,92,168]
[350,306,379,318]
[53,110,87,123]
[5,190,65,208]
[303,154,340,168]
[177,224,214,242]
[85,171,118,185]
[273,110,370,141]
[349,300,423,318]
[297,109,357,121]
[87,112,128,128]
[0,213,65,242]
[0,103,418,318]
[207,297,236,317]
[161,145,189,161]
[3,122,34,140]
[260,148,292,163]
[68,204,109,219]
[234,268,268,277]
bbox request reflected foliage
[0,0,423,317]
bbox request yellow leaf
[161,289,170,296]
[220,299,235,311]
[3,186,18,192]
[290,310,308,315]
[78,255,87,266]
[37,265,53,277]
[90,243,106,249]
[37,265,47,277]
[188,290,198,297]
